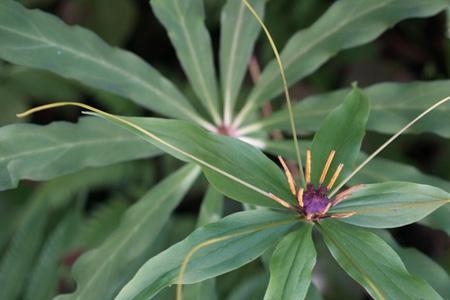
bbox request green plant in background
[0,0,449,300]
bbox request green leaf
[55,164,200,300]
[377,230,450,299]
[115,209,296,300]
[0,200,49,300]
[420,204,450,236]
[185,187,224,300]
[310,86,369,186]
[220,0,264,124]
[329,182,450,228]
[106,115,294,208]
[264,224,315,300]
[0,117,160,191]
[78,0,138,46]
[24,211,78,300]
[245,0,449,109]
[261,81,450,138]
[197,186,223,227]
[151,0,221,123]
[0,0,202,122]
[319,220,442,300]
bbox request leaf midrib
[0,5,200,120]
[0,136,144,162]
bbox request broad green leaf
[244,0,449,111]
[105,115,295,208]
[220,0,264,124]
[329,182,450,228]
[0,117,160,191]
[55,164,200,300]
[264,224,315,300]
[0,0,202,122]
[319,220,442,300]
[226,273,268,300]
[260,80,450,138]
[310,87,369,186]
[115,209,297,300]
[151,0,221,123]
[24,211,78,300]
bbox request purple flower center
[302,185,330,216]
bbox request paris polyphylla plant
[16,0,450,299]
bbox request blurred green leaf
[244,0,449,111]
[0,87,27,125]
[262,81,450,138]
[115,210,296,300]
[197,186,223,227]
[0,117,160,191]
[78,0,137,46]
[310,87,369,186]
[319,220,442,300]
[0,200,49,300]
[226,272,268,300]
[75,200,128,249]
[24,211,79,300]
[151,0,221,123]
[219,0,264,124]
[0,0,202,122]
[264,224,315,300]
[330,182,450,228]
[420,204,450,235]
[55,164,200,300]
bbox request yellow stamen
[306,149,311,184]
[278,156,296,195]
[327,163,344,190]
[319,150,336,185]
[297,188,304,207]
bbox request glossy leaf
[264,224,315,300]
[115,209,296,300]
[319,220,442,300]
[329,182,450,228]
[55,164,200,300]
[261,80,450,138]
[0,117,160,191]
[220,0,264,124]
[103,115,295,208]
[245,0,449,109]
[0,0,202,122]
[420,204,450,236]
[151,0,221,123]
[310,87,369,186]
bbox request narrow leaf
[319,220,442,300]
[111,115,295,208]
[329,182,450,228]
[310,86,369,186]
[0,0,202,122]
[197,186,223,227]
[264,224,315,300]
[55,164,200,300]
[151,0,221,123]
[115,210,297,300]
[24,211,78,300]
[0,117,160,191]
[246,0,449,108]
[260,80,450,138]
[220,0,264,124]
